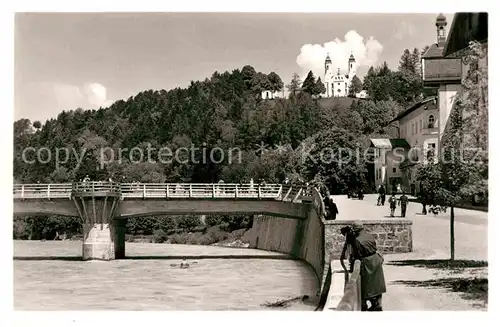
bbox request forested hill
[14,53,425,194]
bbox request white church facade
[323,52,357,98]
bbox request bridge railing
[13,182,312,202]
[13,183,73,199]
[120,183,302,200]
[72,182,122,193]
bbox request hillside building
[322,52,357,98]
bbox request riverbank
[14,224,253,248]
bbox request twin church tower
[323,52,357,98]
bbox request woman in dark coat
[348,221,387,311]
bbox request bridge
[13,182,413,310]
[13,182,322,260]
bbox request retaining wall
[324,219,413,260]
[247,189,325,289]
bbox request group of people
[377,185,409,218]
[347,189,364,200]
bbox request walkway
[334,194,488,310]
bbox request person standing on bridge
[348,221,386,311]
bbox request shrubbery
[13,214,254,241]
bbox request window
[420,119,422,132]
[438,26,445,37]
[337,89,341,93]
[428,115,435,128]
[393,167,397,173]
[338,83,341,86]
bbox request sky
[15,12,455,123]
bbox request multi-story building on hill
[322,52,357,98]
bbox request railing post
[258,185,262,199]
[143,184,146,198]
[47,184,51,199]
[235,185,238,198]
[213,184,216,198]
[189,184,192,197]
[166,184,169,198]
[21,185,24,199]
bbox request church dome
[349,53,355,61]
[325,53,332,62]
[435,13,447,26]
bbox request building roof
[422,43,444,59]
[422,57,462,84]
[370,138,410,149]
[436,13,447,26]
[443,13,488,57]
[389,97,438,123]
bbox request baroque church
[322,52,357,98]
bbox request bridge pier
[113,219,127,259]
[72,191,121,261]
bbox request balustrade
[13,182,312,202]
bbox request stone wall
[324,219,413,260]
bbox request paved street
[333,194,488,310]
[334,194,487,260]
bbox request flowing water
[14,241,319,310]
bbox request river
[13,241,319,310]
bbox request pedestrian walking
[388,193,397,217]
[378,185,386,206]
[341,221,386,311]
[398,191,409,217]
[357,188,364,200]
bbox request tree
[314,77,326,96]
[363,60,422,106]
[411,47,422,76]
[241,65,257,88]
[354,99,395,135]
[33,120,42,130]
[267,72,284,92]
[301,71,317,94]
[287,73,301,96]
[398,49,415,73]
[348,75,363,97]
[302,128,367,194]
[250,72,271,94]
[363,66,376,92]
